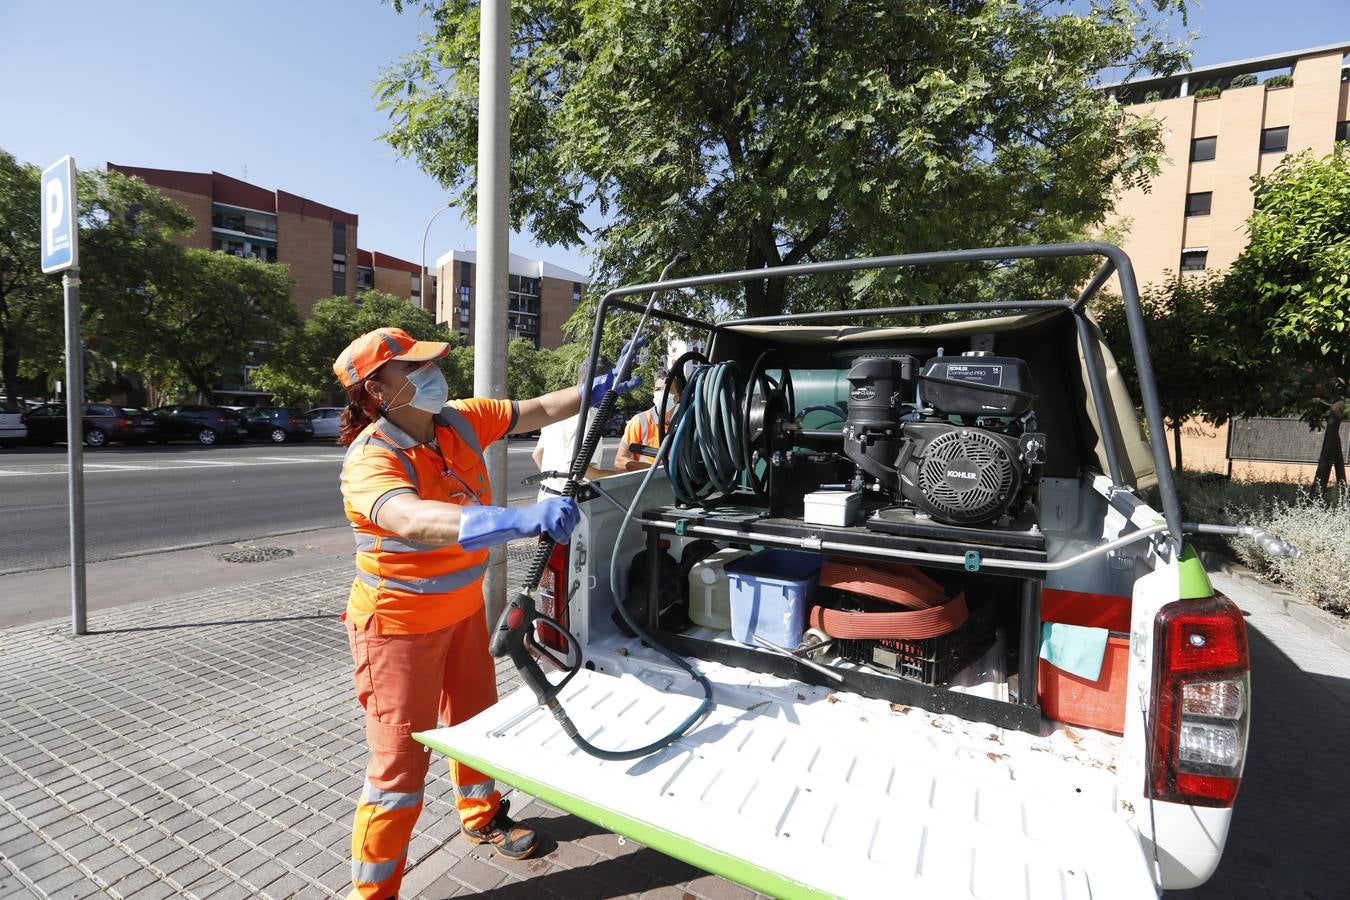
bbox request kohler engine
[843,352,1046,526]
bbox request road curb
[1201,550,1350,654]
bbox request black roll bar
[576,242,1182,546]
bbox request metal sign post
[41,156,86,636]
[476,0,511,628]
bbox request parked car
[306,406,343,439]
[116,407,161,443]
[22,403,159,447]
[0,399,27,447]
[245,406,314,443]
[602,410,627,437]
[150,404,248,445]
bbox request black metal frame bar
[577,241,1181,542]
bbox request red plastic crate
[1039,633,1130,734]
[1041,588,1131,632]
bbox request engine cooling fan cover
[908,426,1021,524]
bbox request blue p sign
[41,156,79,274]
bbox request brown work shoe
[461,799,540,860]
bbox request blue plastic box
[726,550,821,649]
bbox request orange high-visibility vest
[340,399,516,635]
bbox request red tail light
[1150,594,1250,807]
[536,542,570,652]
[117,417,132,428]
[216,414,227,424]
[289,417,300,425]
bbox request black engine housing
[897,422,1028,525]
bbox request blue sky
[1,1,1345,279]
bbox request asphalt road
[0,436,615,575]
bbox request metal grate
[1227,417,1350,464]
[218,547,296,564]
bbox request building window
[460,260,473,285]
[1185,192,1212,217]
[573,282,584,304]
[1336,121,1350,143]
[357,267,374,290]
[332,221,347,255]
[410,273,421,300]
[1180,249,1208,272]
[458,286,471,324]
[1260,126,1289,154]
[1190,136,1217,162]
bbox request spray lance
[487,252,716,762]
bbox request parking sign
[41,156,78,274]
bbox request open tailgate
[416,666,1154,899]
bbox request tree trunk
[1171,420,1184,472]
[1311,401,1346,496]
[742,220,788,320]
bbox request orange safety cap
[334,327,450,388]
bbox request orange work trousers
[345,607,501,899]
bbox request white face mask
[654,390,675,413]
[385,363,449,414]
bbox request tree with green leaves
[253,290,466,404]
[1220,146,1350,490]
[1094,273,1243,471]
[107,249,299,403]
[1,154,201,404]
[379,0,1190,320]
[0,150,58,405]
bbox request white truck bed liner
[417,657,1154,899]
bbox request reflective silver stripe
[354,562,487,594]
[353,533,440,553]
[343,349,360,386]
[369,488,416,528]
[376,329,404,353]
[362,780,424,811]
[456,780,496,800]
[352,854,404,886]
[436,406,483,457]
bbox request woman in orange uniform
[333,327,638,899]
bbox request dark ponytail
[338,382,381,446]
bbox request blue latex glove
[457,497,580,551]
[580,336,645,407]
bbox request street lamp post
[420,202,455,315]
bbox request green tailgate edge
[414,731,837,900]
[1178,543,1214,600]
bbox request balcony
[212,205,278,241]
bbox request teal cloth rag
[1040,622,1110,682]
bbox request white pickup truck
[420,245,1257,898]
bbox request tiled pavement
[0,547,764,899]
[1,547,1347,898]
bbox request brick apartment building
[433,250,586,350]
[1105,42,1350,289]
[356,250,436,311]
[107,164,359,316]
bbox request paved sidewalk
[1,548,1346,898]
[0,546,762,899]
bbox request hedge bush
[1265,74,1294,88]
[1166,473,1350,617]
[1193,86,1221,99]
[1143,90,1163,102]
[1229,73,1257,88]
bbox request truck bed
[417,645,1149,899]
